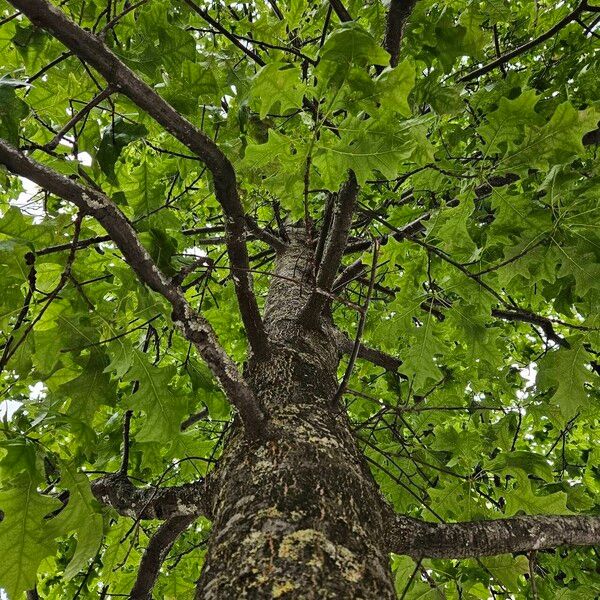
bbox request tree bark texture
[196,229,396,598]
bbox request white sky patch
[183,246,208,258]
[11,177,44,220]
[0,383,46,421]
[0,399,22,421]
[78,151,92,166]
[520,363,537,388]
[29,381,47,400]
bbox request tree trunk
[196,229,396,598]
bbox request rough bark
[383,0,418,67]
[386,514,600,559]
[195,228,396,599]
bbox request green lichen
[272,580,298,597]
[278,529,364,583]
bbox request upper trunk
[195,229,396,598]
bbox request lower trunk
[195,231,396,598]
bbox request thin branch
[99,0,149,37]
[492,308,569,348]
[332,258,367,292]
[10,0,268,360]
[43,86,114,151]
[182,0,265,66]
[244,216,288,252]
[459,2,589,82]
[119,410,133,476]
[386,513,600,559]
[0,140,266,438]
[300,171,359,327]
[129,515,196,600]
[333,239,379,403]
[180,408,209,431]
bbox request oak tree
[0,0,599,598]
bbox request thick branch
[130,515,196,600]
[492,308,569,348]
[329,0,352,22]
[383,0,418,67]
[91,474,209,520]
[9,0,267,359]
[387,514,600,559]
[459,2,588,82]
[0,140,266,437]
[300,172,358,326]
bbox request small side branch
[335,330,403,373]
[492,308,570,348]
[386,514,600,559]
[130,515,196,600]
[91,474,209,520]
[300,171,359,327]
[43,86,114,151]
[333,240,380,403]
[383,0,418,67]
[244,216,288,252]
[0,140,266,438]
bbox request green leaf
[505,473,571,516]
[96,117,148,180]
[314,115,433,189]
[478,89,542,155]
[537,338,592,419]
[48,465,103,580]
[250,62,306,119]
[0,83,29,145]
[319,22,389,68]
[376,60,416,117]
[0,476,61,599]
[123,350,188,443]
[480,554,529,591]
[500,103,600,174]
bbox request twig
[459,1,589,82]
[44,86,114,151]
[119,410,133,476]
[333,239,379,404]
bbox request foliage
[0,0,599,598]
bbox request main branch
[9,0,268,359]
[0,140,266,437]
[383,0,418,67]
[387,514,600,559]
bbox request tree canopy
[0,0,599,598]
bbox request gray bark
[195,229,396,598]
